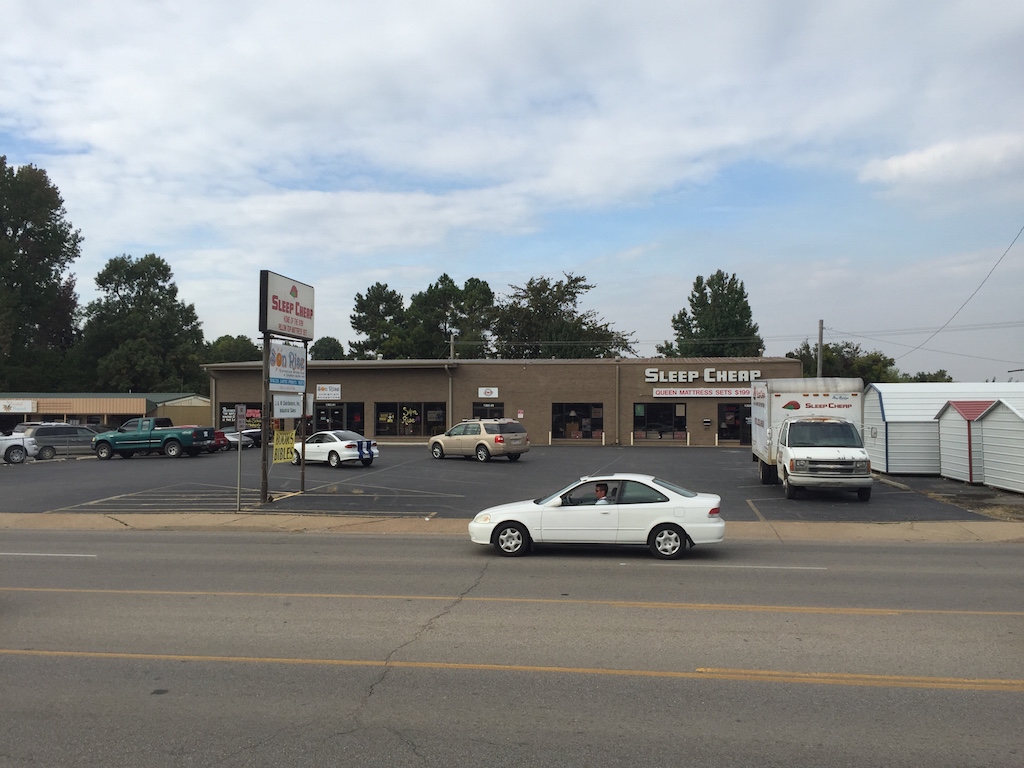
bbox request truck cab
[775,416,872,501]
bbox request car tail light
[494,435,504,444]
[343,442,356,448]
[708,507,720,516]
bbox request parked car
[429,418,530,462]
[19,423,99,460]
[1,433,38,464]
[223,430,255,450]
[292,430,378,467]
[207,431,230,452]
[468,473,724,559]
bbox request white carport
[976,400,1024,494]
[863,383,1024,474]
[935,401,994,484]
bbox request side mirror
[545,497,563,508]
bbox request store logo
[782,401,802,410]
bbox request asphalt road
[2,530,1021,767]
[0,444,1004,522]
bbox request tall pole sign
[258,271,315,503]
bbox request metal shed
[976,400,1024,495]
[862,383,1024,474]
[935,401,994,484]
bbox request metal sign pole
[261,333,271,504]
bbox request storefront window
[633,403,686,439]
[472,402,503,419]
[717,403,748,442]
[551,403,604,439]
[314,403,365,434]
[375,402,446,436]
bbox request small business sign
[478,387,499,398]
[273,430,296,464]
[316,384,341,400]
[269,342,306,393]
[274,394,304,418]
[0,399,35,413]
[654,387,753,398]
[259,270,315,341]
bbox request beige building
[205,356,802,447]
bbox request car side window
[465,424,481,435]
[76,428,95,438]
[484,424,499,435]
[448,424,465,436]
[618,481,669,505]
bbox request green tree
[75,254,206,392]
[310,335,347,360]
[348,282,410,359]
[205,334,260,363]
[491,273,634,359]
[786,340,904,385]
[657,270,763,357]
[406,274,495,358]
[903,369,954,383]
[0,156,82,390]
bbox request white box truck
[751,378,872,501]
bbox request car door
[458,422,481,455]
[615,480,672,543]
[304,433,327,462]
[540,480,618,543]
[72,427,96,455]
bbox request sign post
[258,271,315,503]
[235,403,245,511]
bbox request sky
[3,0,1023,382]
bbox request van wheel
[38,445,57,461]
[475,445,491,462]
[857,487,872,502]
[430,443,444,459]
[507,453,521,462]
[783,471,799,499]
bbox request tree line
[1,155,950,396]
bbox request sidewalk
[2,512,1022,543]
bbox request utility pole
[817,319,824,378]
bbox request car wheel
[117,451,135,459]
[360,458,373,466]
[430,443,444,459]
[4,445,27,464]
[38,445,57,461]
[857,487,872,502]
[291,450,301,465]
[328,451,341,468]
[783,471,798,499]
[493,522,530,557]
[207,445,219,453]
[648,524,688,560]
[95,442,113,460]
[506,453,521,462]
[758,460,772,484]
[164,440,183,458]
[475,445,491,462]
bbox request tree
[205,334,260,363]
[348,283,410,359]
[75,254,206,392]
[406,274,495,358]
[310,335,347,360]
[784,340,954,384]
[657,270,763,357]
[0,156,82,390]
[491,273,634,359]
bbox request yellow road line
[3,648,1021,692]
[2,586,1021,617]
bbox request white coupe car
[292,430,378,467]
[468,473,724,559]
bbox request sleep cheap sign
[259,270,315,341]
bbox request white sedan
[468,473,724,559]
[292,430,378,467]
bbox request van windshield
[789,422,863,448]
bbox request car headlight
[792,459,809,471]
[855,460,869,471]
[474,513,492,524]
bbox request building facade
[205,356,802,447]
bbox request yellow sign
[273,430,296,464]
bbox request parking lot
[2,443,1017,523]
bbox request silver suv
[19,423,99,460]
[429,418,530,462]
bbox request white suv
[429,419,530,462]
[1,432,38,464]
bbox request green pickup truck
[91,418,216,459]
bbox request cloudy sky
[4,1,1023,381]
